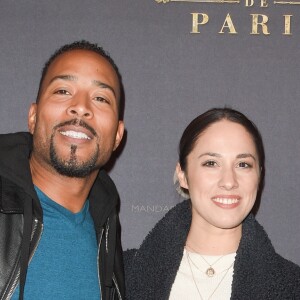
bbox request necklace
[185,244,225,277]
[186,250,234,300]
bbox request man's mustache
[53,119,97,137]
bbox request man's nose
[66,94,93,119]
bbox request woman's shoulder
[274,253,300,279]
[123,248,137,262]
[123,248,138,279]
[122,200,191,273]
[271,253,300,297]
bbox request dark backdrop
[0,0,299,265]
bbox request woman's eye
[202,160,217,167]
[238,162,252,168]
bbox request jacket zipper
[112,273,122,300]
[98,223,122,300]
[97,229,104,299]
[4,218,43,300]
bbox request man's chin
[50,138,99,178]
[52,161,98,178]
[50,153,99,178]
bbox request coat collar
[126,200,191,299]
[125,200,286,300]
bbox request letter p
[191,13,209,34]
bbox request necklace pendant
[206,267,215,277]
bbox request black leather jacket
[0,132,125,300]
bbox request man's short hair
[36,40,123,117]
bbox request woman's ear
[176,162,189,189]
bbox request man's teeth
[213,198,239,204]
[60,131,91,140]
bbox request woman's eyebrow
[197,152,256,161]
[236,153,256,161]
[198,152,221,159]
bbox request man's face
[28,50,124,178]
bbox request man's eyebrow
[48,76,116,98]
[49,75,77,84]
[92,80,116,98]
[236,153,256,161]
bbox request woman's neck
[186,218,242,255]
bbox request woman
[124,108,300,300]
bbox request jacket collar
[89,169,119,230]
[0,132,36,199]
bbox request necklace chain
[185,244,225,277]
[186,250,234,300]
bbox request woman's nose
[218,167,239,190]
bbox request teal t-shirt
[12,186,101,300]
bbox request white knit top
[169,249,236,300]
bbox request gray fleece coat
[124,200,300,300]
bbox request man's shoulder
[0,132,36,205]
[0,131,32,163]
[0,132,32,147]
[90,169,119,204]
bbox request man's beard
[49,119,100,178]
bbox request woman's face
[177,119,260,231]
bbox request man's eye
[54,89,70,95]
[202,160,217,167]
[94,96,109,103]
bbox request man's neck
[29,156,98,213]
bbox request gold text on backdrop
[191,13,292,34]
[156,0,297,35]
[156,0,300,3]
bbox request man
[0,41,125,300]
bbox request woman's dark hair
[178,108,265,209]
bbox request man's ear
[176,162,189,189]
[113,121,124,151]
[28,103,37,134]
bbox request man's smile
[59,130,91,140]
